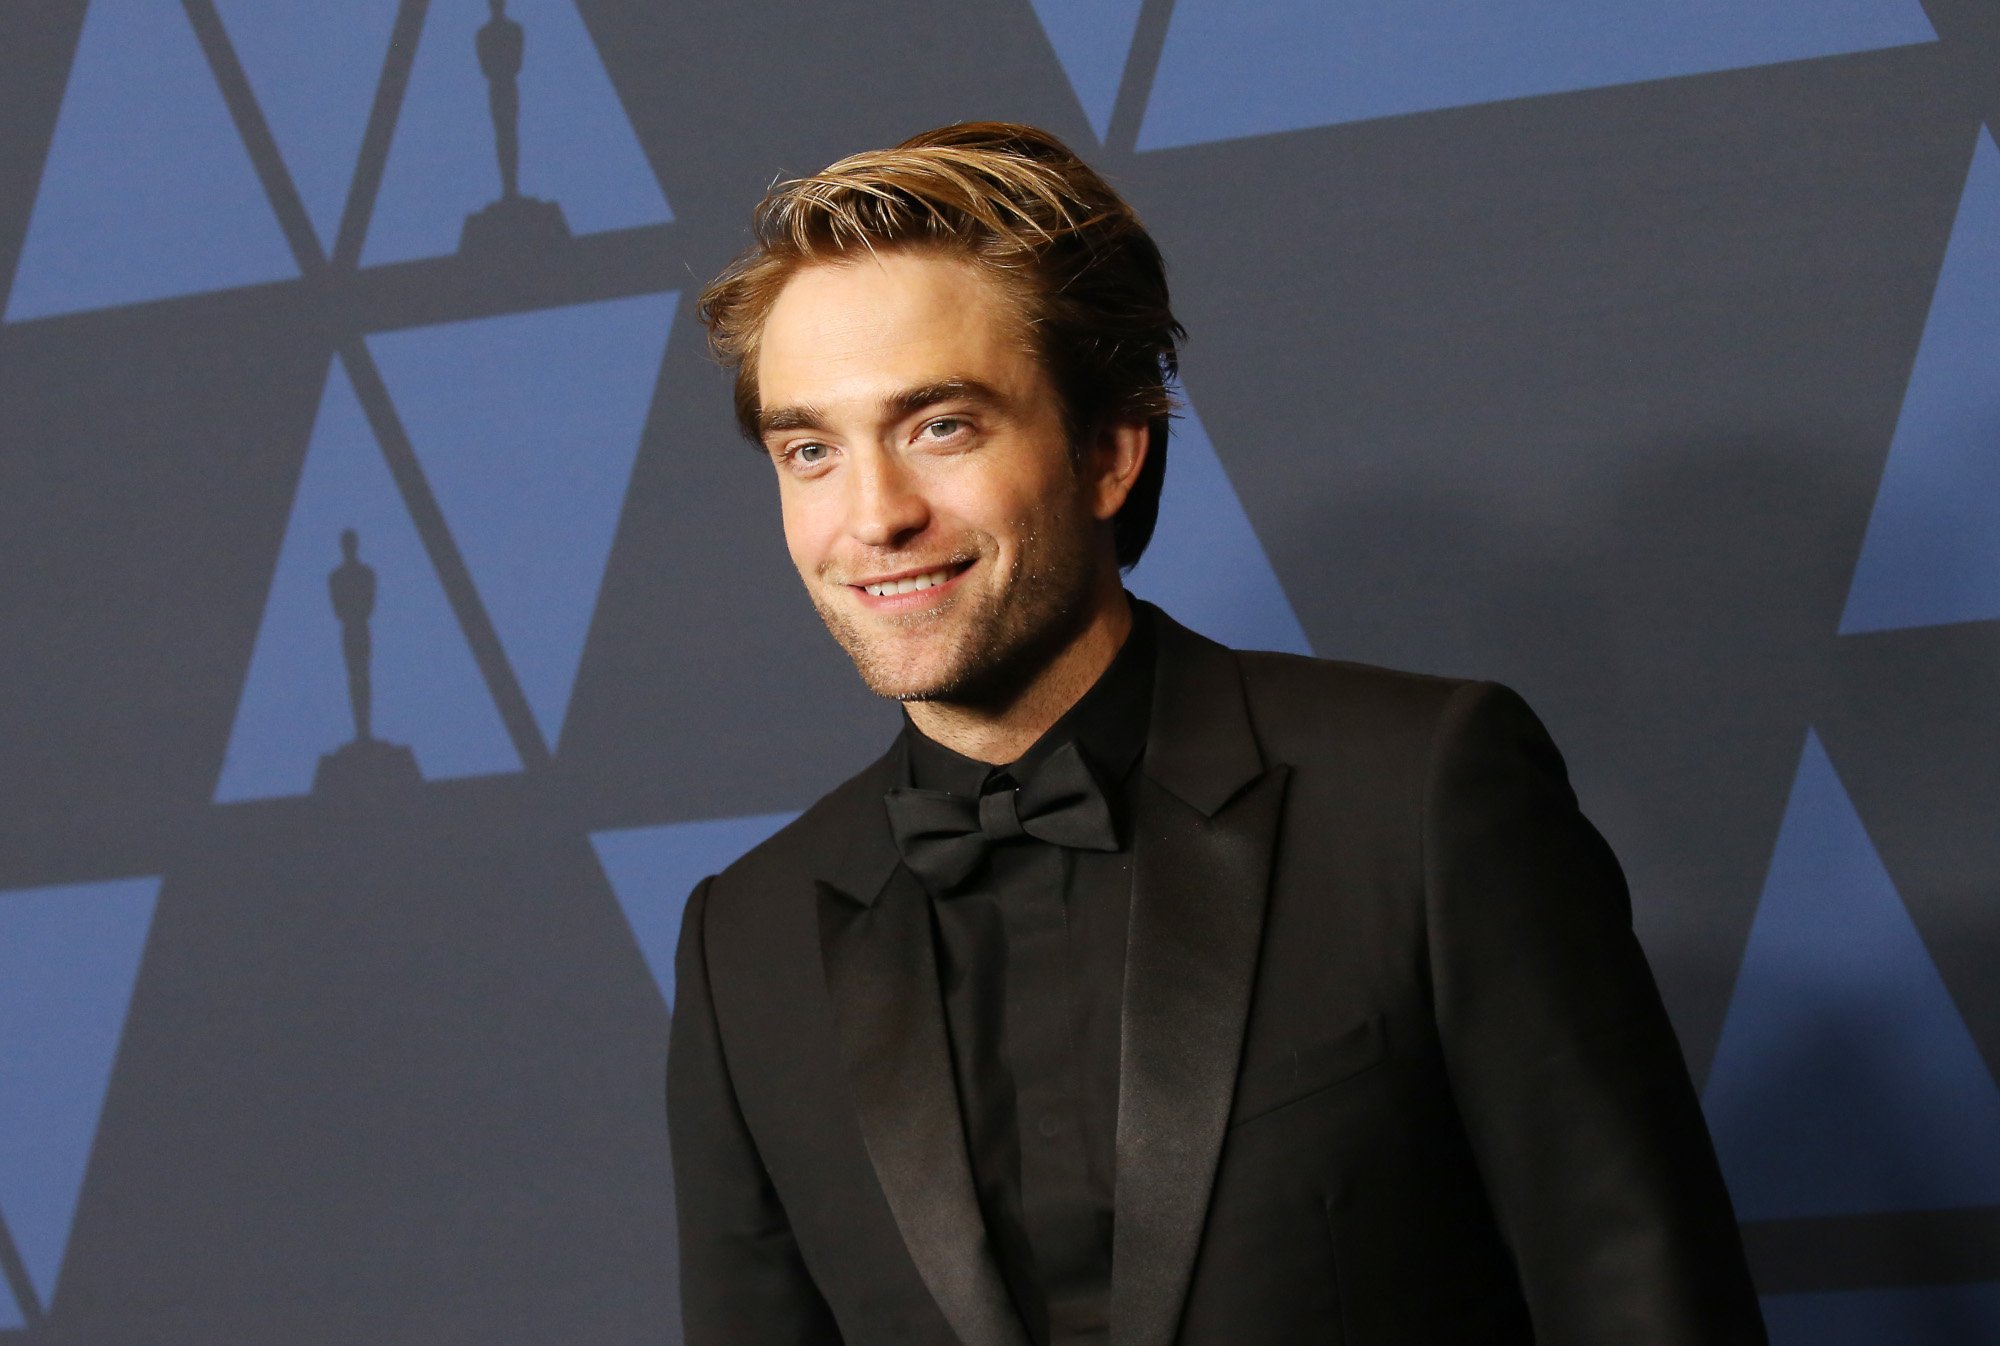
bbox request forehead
[755,252,1032,409]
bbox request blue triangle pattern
[1028,0,1146,142]
[212,0,403,252]
[0,875,160,1312]
[1127,397,1312,655]
[1702,730,2000,1220]
[215,358,519,801]
[362,0,671,266]
[366,291,677,749]
[1139,0,1937,150]
[1762,1281,2000,1346]
[592,813,799,1009]
[1840,128,2000,634]
[4,0,297,320]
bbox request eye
[919,416,968,442]
[776,440,835,473]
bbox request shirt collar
[902,599,1156,797]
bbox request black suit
[667,607,1766,1345]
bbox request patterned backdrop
[1,1,1997,1341]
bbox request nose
[846,445,930,548]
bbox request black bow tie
[884,739,1119,893]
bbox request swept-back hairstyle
[697,121,1185,569]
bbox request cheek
[1001,471,1085,554]
[778,486,835,575]
[933,462,1064,546]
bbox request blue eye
[795,443,830,464]
[923,418,964,439]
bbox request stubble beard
[810,507,1101,711]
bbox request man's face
[754,251,1117,704]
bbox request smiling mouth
[855,560,971,598]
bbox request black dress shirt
[900,611,1155,1346]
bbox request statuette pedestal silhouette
[459,193,571,258]
[313,737,421,797]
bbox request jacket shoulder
[1229,645,1480,756]
[1223,643,1571,828]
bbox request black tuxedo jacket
[667,609,1766,1345]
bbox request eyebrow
[756,403,826,436]
[889,378,1006,421]
[756,378,1008,440]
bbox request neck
[906,582,1133,765]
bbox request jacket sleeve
[1422,682,1766,1345]
[666,876,842,1344]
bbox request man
[667,122,1765,1345]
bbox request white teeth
[864,566,954,597]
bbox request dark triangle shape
[1140,0,1936,149]
[1840,127,2000,634]
[212,0,402,251]
[1760,1281,2000,1345]
[1703,730,2000,1219]
[591,812,798,1008]
[0,876,160,1311]
[365,292,677,749]
[1027,0,1145,141]
[5,0,296,319]
[1127,397,1311,654]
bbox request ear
[1086,417,1150,523]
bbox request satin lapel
[1112,606,1289,1346]
[818,784,1030,1346]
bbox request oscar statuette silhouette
[313,528,420,795]
[459,0,572,257]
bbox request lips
[861,565,956,597]
[849,558,973,604]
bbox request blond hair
[698,122,1184,568]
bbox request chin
[852,617,1075,709]
[850,641,980,704]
